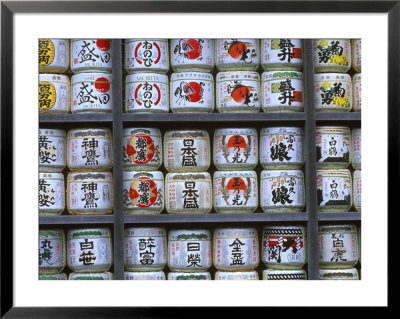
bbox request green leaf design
[72,231,103,238]
[176,233,208,240]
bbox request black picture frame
[1,0,394,317]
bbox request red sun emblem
[184,82,204,103]
[228,41,248,60]
[96,40,111,52]
[230,84,251,104]
[129,177,158,208]
[227,177,246,195]
[182,39,203,60]
[227,135,247,150]
[94,77,110,93]
[126,134,155,164]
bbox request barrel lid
[123,170,163,180]
[217,71,260,80]
[213,170,257,179]
[39,128,66,136]
[68,227,111,239]
[68,171,112,181]
[166,172,211,181]
[314,73,351,81]
[261,169,304,179]
[123,127,161,136]
[262,71,303,80]
[126,73,168,82]
[168,229,211,240]
[170,72,213,81]
[261,126,303,135]
[39,73,70,82]
[164,129,209,139]
[68,127,111,138]
[39,172,64,179]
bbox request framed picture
[1,0,394,316]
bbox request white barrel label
[126,74,168,112]
[166,175,212,213]
[39,173,65,214]
[68,129,112,170]
[260,130,303,166]
[214,228,258,271]
[316,128,350,164]
[314,40,350,70]
[68,229,112,272]
[72,39,112,71]
[262,39,302,65]
[216,39,259,69]
[125,228,166,271]
[214,175,257,209]
[317,170,352,210]
[319,225,358,266]
[39,230,65,273]
[214,133,257,166]
[72,74,112,112]
[171,39,214,70]
[262,227,305,268]
[39,129,66,172]
[126,40,168,71]
[168,231,212,271]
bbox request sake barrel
[317,169,352,212]
[39,74,70,113]
[313,39,351,73]
[124,227,166,271]
[215,39,260,71]
[167,229,212,272]
[67,171,113,215]
[67,227,113,273]
[123,171,164,214]
[261,39,303,71]
[39,229,66,275]
[164,130,210,173]
[39,172,65,216]
[165,172,212,214]
[213,228,259,271]
[39,38,69,73]
[262,225,306,270]
[213,128,258,170]
[71,39,112,73]
[213,170,258,214]
[123,127,162,171]
[170,39,214,72]
[318,224,358,269]
[39,128,66,172]
[260,170,305,213]
[67,128,113,171]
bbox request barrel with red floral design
[170,39,214,72]
[125,73,169,113]
[215,39,259,71]
[313,39,351,73]
[123,171,164,214]
[71,39,112,73]
[216,71,260,113]
[122,128,162,171]
[261,71,304,112]
[314,73,352,112]
[71,73,113,113]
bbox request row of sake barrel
[39,127,361,173]
[39,225,360,279]
[39,39,361,75]
[40,269,360,280]
[39,70,361,114]
[39,167,361,216]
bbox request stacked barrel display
[313,39,361,280]
[39,38,361,280]
[39,39,114,280]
